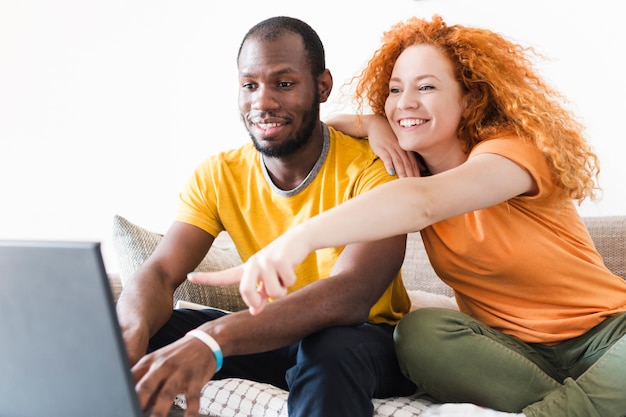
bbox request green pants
[394,308,626,417]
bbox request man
[116,16,415,417]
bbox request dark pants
[149,309,416,417]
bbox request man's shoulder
[188,143,259,186]
[204,143,258,167]
[327,125,378,158]
[325,126,393,189]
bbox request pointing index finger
[187,265,244,286]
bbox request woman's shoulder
[471,137,545,166]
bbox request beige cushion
[408,290,458,311]
[112,214,248,312]
[402,232,454,296]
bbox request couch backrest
[112,215,626,306]
[401,231,454,296]
[582,216,626,280]
[401,215,626,296]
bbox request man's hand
[132,335,217,417]
[121,324,151,366]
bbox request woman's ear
[461,92,471,111]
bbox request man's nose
[251,86,280,111]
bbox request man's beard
[247,100,320,158]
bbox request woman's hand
[188,229,310,315]
[366,117,420,178]
[325,113,420,178]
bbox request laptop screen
[0,240,143,417]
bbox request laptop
[0,240,194,417]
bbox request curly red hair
[351,15,600,203]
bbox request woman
[191,15,626,417]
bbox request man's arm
[116,221,215,365]
[132,234,407,414]
[202,233,406,355]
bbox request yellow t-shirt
[176,125,410,325]
[422,138,626,344]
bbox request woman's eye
[419,85,435,91]
[389,87,401,94]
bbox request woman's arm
[191,152,536,312]
[325,113,421,178]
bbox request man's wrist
[186,329,224,372]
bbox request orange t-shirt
[421,138,626,344]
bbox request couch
[109,214,626,417]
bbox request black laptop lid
[0,240,142,417]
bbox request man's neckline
[260,123,330,197]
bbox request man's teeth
[257,122,281,128]
[399,119,426,128]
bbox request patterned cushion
[111,214,248,312]
[173,378,435,417]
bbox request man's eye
[242,82,256,89]
[278,81,294,88]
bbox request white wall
[2,0,625,273]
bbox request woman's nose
[397,91,420,110]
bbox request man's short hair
[237,16,326,78]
